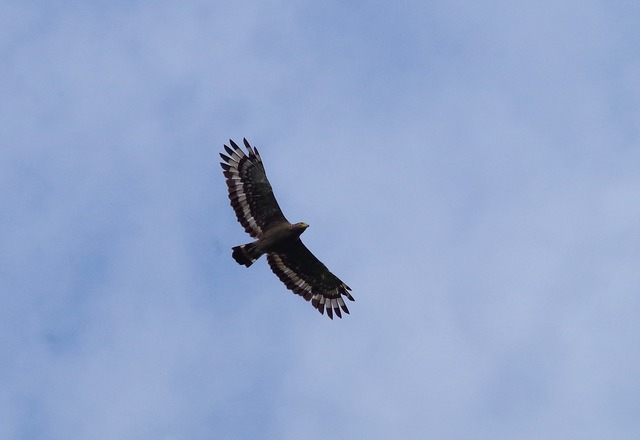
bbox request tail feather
[232,242,261,267]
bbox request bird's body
[220,139,354,319]
[231,222,308,267]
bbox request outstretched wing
[267,240,354,319]
[220,139,288,238]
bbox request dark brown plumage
[220,139,354,319]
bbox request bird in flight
[220,139,354,319]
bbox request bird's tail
[232,242,262,267]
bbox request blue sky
[2,1,640,439]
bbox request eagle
[219,139,354,319]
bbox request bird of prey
[219,139,354,319]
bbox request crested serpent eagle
[220,139,354,319]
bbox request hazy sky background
[2,1,639,439]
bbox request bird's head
[294,222,309,232]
